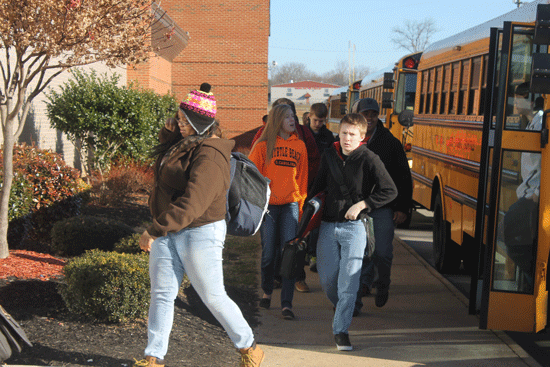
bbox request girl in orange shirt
[249,104,308,320]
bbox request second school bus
[359,52,421,152]
[407,0,550,332]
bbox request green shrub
[1,171,33,247]
[113,233,142,254]
[60,250,150,323]
[51,215,135,256]
[1,144,91,245]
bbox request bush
[60,250,150,323]
[1,144,89,247]
[113,233,142,254]
[89,158,154,206]
[46,69,177,172]
[50,215,135,256]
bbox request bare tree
[321,60,370,85]
[270,62,316,86]
[391,18,438,53]
[0,0,173,259]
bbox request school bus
[359,52,422,154]
[326,79,362,132]
[409,0,550,332]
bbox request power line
[270,46,398,54]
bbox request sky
[269,0,523,82]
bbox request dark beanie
[179,83,217,135]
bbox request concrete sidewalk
[253,238,542,367]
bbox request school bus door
[477,20,550,333]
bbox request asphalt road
[399,209,550,367]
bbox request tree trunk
[0,120,16,259]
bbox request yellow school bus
[409,0,550,332]
[359,52,422,155]
[326,80,362,133]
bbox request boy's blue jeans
[145,220,254,359]
[317,220,366,334]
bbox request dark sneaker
[375,288,389,307]
[259,298,271,309]
[334,332,353,351]
[282,308,295,320]
[295,280,310,293]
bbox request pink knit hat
[179,83,217,135]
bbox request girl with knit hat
[135,84,264,367]
[248,104,309,320]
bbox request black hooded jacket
[366,120,413,214]
[307,142,397,222]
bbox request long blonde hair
[252,104,293,164]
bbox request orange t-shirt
[249,134,308,211]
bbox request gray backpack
[226,152,270,236]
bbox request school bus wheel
[433,192,461,273]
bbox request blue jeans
[145,220,254,359]
[317,220,366,335]
[260,202,299,309]
[356,207,394,310]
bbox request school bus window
[450,62,460,114]
[442,64,451,114]
[468,57,482,115]
[395,72,417,114]
[478,55,488,116]
[432,67,440,114]
[456,60,470,115]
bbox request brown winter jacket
[147,128,235,238]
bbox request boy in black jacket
[307,113,397,351]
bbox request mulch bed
[0,197,260,367]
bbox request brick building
[132,0,270,138]
[16,1,270,169]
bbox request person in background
[502,82,543,291]
[307,113,396,351]
[302,111,310,125]
[135,83,264,367]
[352,98,413,315]
[249,104,309,321]
[295,103,336,291]
[251,98,320,290]
[252,98,320,189]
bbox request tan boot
[239,343,265,367]
[133,356,165,367]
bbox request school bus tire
[433,192,461,273]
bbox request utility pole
[348,41,356,86]
[513,0,522,8]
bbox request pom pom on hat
[179,83,217,135]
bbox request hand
[165,117,178,132]
[345,201,366,221]
[139,230,155,252]
[393,211,408,225]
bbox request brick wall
[127,53,173,95]
[164,0,270,138]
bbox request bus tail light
[404,57,418,70]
